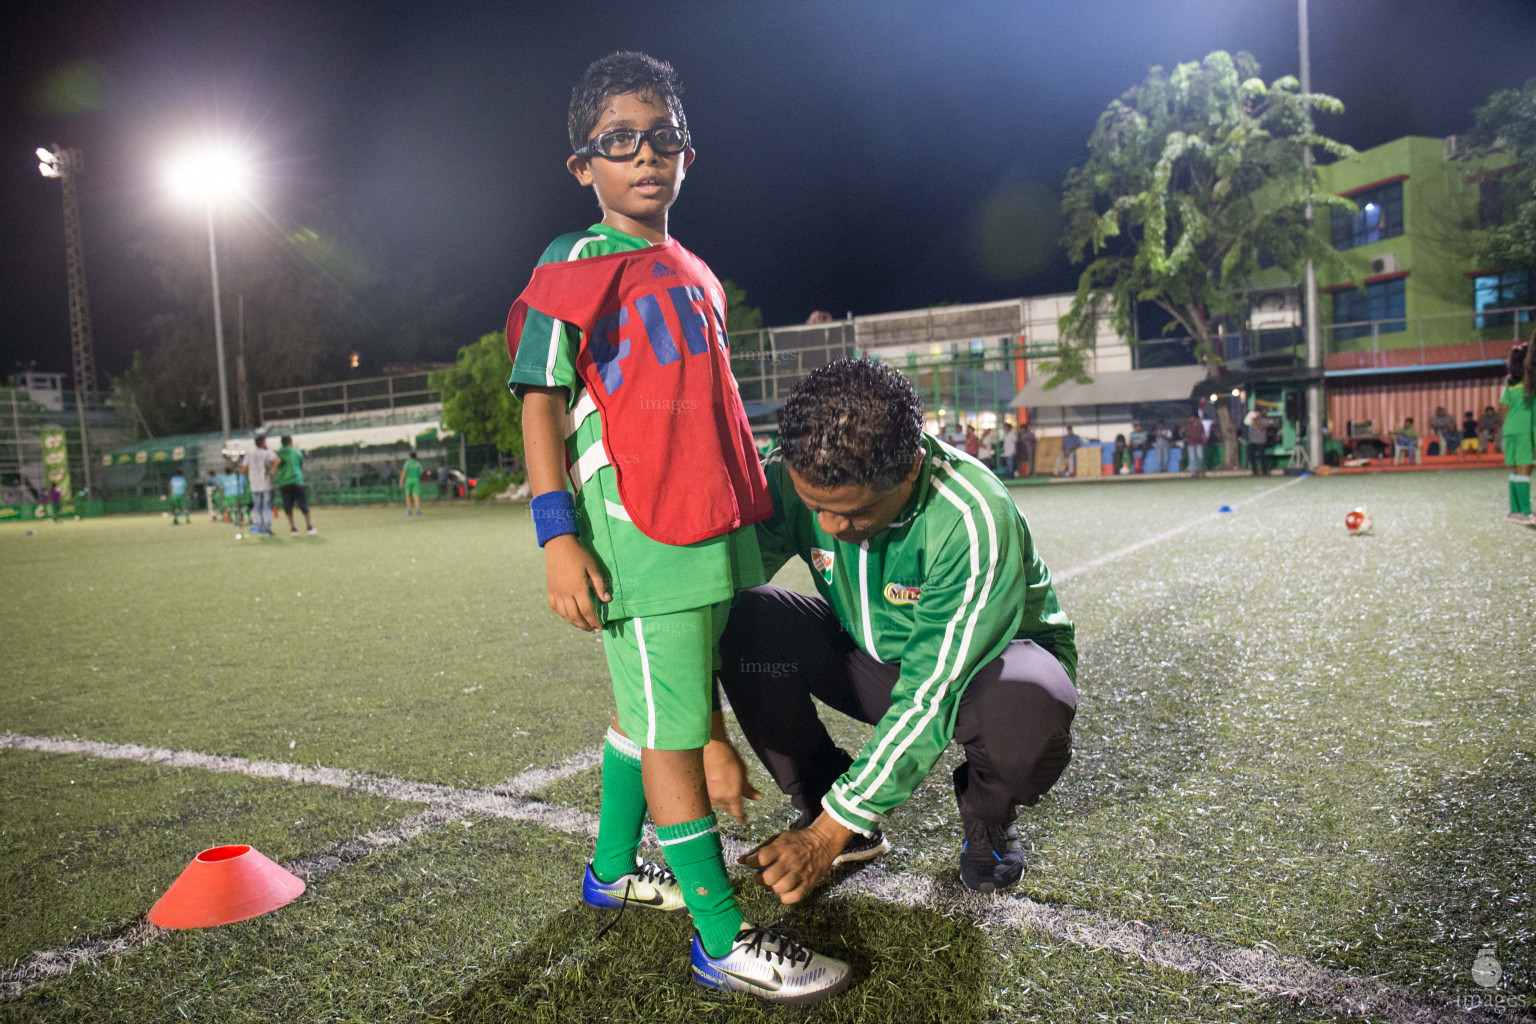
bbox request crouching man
[711,358,1078,902]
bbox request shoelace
[734,925,814,968]
[635,860,676,887]
[963,819,1012,856]
[594,861,677,941]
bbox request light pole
[36,145,95,495]
[165,145,250,448]
[1300,0,1324,470]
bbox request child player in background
[1500,340,1534,525]
[206,469,222,521]
[168,468,189,525]
[400,450,423,516]
[506,52,851,1004]
[223,467,247,526]
[239,466,253,524]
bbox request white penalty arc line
[1053,475,1309,584]
[5,731,1528,1023]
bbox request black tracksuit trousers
[717,585,1078,827]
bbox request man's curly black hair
[568,52,686,152]
[777,359,925,491]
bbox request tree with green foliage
[432,332,523,456]
[1058,51,1355,465]
[1463,77,1536,271]
[113,217,456,436]
[721,279,762,334]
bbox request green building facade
[1309,135,1526,354]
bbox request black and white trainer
[691,923,852,1004]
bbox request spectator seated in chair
[1427,406,1460,458]
[1391,418,1421,465]
[1461,411,1480,453]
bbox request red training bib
[507,239,771,546]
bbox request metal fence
[1,387,136,508]
[730,300,1037,421]
[258,372,439,422]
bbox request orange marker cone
[147,845,306,929]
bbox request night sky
[3,0,1535,383]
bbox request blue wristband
[531,490,579,547]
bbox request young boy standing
[507,52,850,1004]
[400,451,423,516]
[223,466,247,526]
[168,468,189,525]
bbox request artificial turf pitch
[1,472,1531,1022]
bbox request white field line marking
[0,736,601,1000]
[836,868,1533,1024]
[492,746,602,796]
[1054,475,1308,584]
[8,732,1527,1024]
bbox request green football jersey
[403,459,422,483]
[507,223,764,622]
[274,446,304,487]
[757,434,1076,836]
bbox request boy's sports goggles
[575,125,690,159]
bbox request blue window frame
[1331,277,1406,340]
[1473,269,1535,329]
[1330,181,1404,249]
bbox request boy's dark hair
[409,450,417,458]
[281,435,293,447]
[568,51,686,151]
[1509,342,1529,387]
[777,359,923,492]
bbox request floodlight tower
[37,145,95,493]
[166,144,250,447]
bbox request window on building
[1330,180,1404,249]
[1478,177,1505,229]
[1331,277,1406,340]
[1473,269,1535,329]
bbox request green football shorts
[602,601,729,751]
[1504,432,1533,467]
[404,482,421,497]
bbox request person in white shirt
[1001,421,1018,477]
[240,434,281,536]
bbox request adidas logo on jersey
[651,261,677,278]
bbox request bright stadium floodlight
[164,141,254,446]
[38,147,61,177]
[163,144,251,204]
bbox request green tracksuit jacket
[757,434,1076,836]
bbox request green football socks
[656,813,743,958]
[591,728,648,884]
[1512,475,1532,516]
